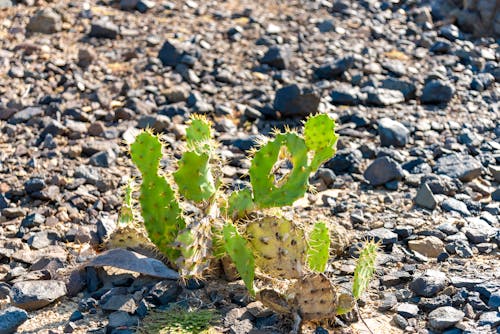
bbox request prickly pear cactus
[130,131,185,261]
[307,221,330,273]
[248,114,338,209]
[117,180,135,226]
[246,215,307,279]
[290,273,337,321]
[226,188,255,219]
[223,223,255,296]
[174,116,216,202]
[352,240,379,299]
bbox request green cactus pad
[307,221,330,272]
[174,151,216,202]
[186,115,212,147]
[118,179,135,227]
[246,216,306,279]
[249,133,310,208]
[290,273,337,320]
[130,131,185,261]
[227,189,254,218]
[223,223,255,296]
[352,240,379,299]
[304,114,338,171]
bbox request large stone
[26,8,62,34]
[420,79,455,104]
[408,236,444,258]
[434,154,482,182]
[378,118,410,147]
[89,20,119,39]
[314,56,354,80]
[364,156,404,186]
[11,280,67,311]
[273,84,320,117]
[409,270,448,297]
[158,40,185,67]
[364,87,405,106]
[0,307,28,334]
[428,306,465,330]
[414,183,437,210]
[330,85,361,106]
[260,46,291,70]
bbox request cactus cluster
[109,114,378,331]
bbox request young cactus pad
[246,216,307,279]
[352,240,379,299]
[307,221,330,272]
[130,131,185,260]
[174,116,216,202]
[304,114,338,170]
[223,223,255,296]
[249,114,338,208]
[118,179,135,227]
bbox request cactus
[303,114,338,170]
[174,116,216,202]
[352,240,379,300]
[290,273,337,321]
[223,223,255,296]
[118,179,135,227]
[307,221,330,272]
[130,131,185,261]
[174,218,213,278]
[246,215,307,279]
[226,188,255,219]
[249,114,338,209]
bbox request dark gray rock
[366,228,398,245]
[136,0,155,12]
[434,154,482,181]
[273,84,320,117]
[89,20,119,39]
[24,177,46,194]
[9,107,44,125]
[441,198,471,217]
[120,0,138,10]
[21,213,45,228]
[409,270,448,297]
[492,188,500,201]
[420,79,455,104]
[101,294,137,313]
[489,291,500,308]
[378,118,410,147]
[148,280,182,305]
[260,46,291,70]
[364,156,404,186]
[428,306,464,330]
[317,19,335,32]
[11,280,67,311]
[414,183,437,210]
[325,149,363,174]
[0,307,29,334]
[397,303,419,318]
[330,85,361,105]
[418,295,452,312]
[379,78,417,100]
[86,249,179,280]
[439,24,463,41]
[26,8,62,34]
[89,150,116,168]
[108,311,139,329]
[430,39,452,54]
[471,73,495,91]
[421,174,462,196]
[314,56,354,80]
[364,87,405,106]
[158,40,185,67]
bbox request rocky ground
[0,0,499,333]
